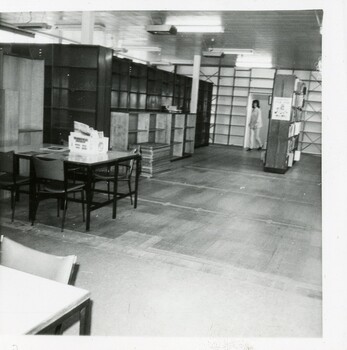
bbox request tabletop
[0,265,90,335]
[41,150,139,166]
[0,143,139,165]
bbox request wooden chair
[0,235,77,285]
[92,147,141,206]
[32,157,85,232]
[0,151,30,222]
[0,235,79,334]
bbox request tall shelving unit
[298,71,322,155]
[129,62,147,110]
[146,67,162,111]
[176,65,215,148]
[277,69,322,155]
[209,67,251,147]
[1,44,113,144]
[264,74,306,173]
[196,80,213,147]
[161,70,174,108]
[46,45,112,144]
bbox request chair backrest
[33,157,65,182]
[128,147,141,176]
[0,151,14,174]
[0,236,77,285]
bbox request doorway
[244,94,271,149]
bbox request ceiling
[0,10,323,70]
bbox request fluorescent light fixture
[14,22,52,30]
[169,59,194,65]
[0,24,35,38]
[236,62,273,68]
[176,25,224,33]
[202,51,224,58]
[146,25,177,35]
[165,15,224,33]
[236,54,272,68]
[54,23,105,31]
[125,46,161,52]
[210,48,254,55]
[166,15,221,26]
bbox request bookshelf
[161,70,174,108]
[195,80,213,147]
[264,74,306,173]
[44,45,112,144]
[1,44,113,144]
[148,113,172,144]
[170,113,185,159]
[184,114,197,155]
[0,52,44,149]
[146,67,162,111]
[110,111,197,160]
[0,44,213,154]
[111,58,130,110]
[0,51,44,189]
[110,112,171,151]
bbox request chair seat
[94,164,129,181]
[0,173,30,187]
[40,181,85,194]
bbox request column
[190,54,201,113]
[81,11,95,45]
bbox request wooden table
[0,265,91,335]
[37,150,141,231]
[0,144,141,231]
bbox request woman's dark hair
[252,100,260,108]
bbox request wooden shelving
[264,74,306,173]
[110,112,172,151]
[0,43,213,153]
[0,51,44,150]
[1,44,113,144]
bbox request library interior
[0,9,322,338]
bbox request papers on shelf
[288,122,302,138]
[294,122,301,135]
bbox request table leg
[79,299,92,335]
[14,155,20,201]
[85,167,92,231]
[29,158,35,221]
[134,157,140,209]
[112,162,118,219]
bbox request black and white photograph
[0,1,346,349]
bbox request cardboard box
[69,132,109,154]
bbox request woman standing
[247,99,263,151]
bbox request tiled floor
[0,145,322,336]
